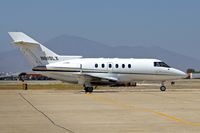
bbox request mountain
[44,35,111,57]
[0,49,31,72]
[0,34,200,72]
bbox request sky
[0,0,200,59]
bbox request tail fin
[9,32,82,67]
[8,32,60,67]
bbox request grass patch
[0,83,82,90]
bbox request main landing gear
[84,86,94,93]
[160,81,166,91]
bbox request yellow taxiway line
[84,93,200,126]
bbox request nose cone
[171,68,187,78]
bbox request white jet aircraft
[8,32,186,93]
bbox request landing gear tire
[160,86,166,91]
[84,87,93,93]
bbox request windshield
[154,62,170,68]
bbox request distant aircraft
[8,32,186,93]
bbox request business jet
[8,32,186,93]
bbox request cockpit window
[154,62,170,68]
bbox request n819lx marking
[40,56,59,61]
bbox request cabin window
[95,64,98,68]
[115,64,119,68]
[109,64,112,68]
[128,64,131,68]
[122,64,125,68]
[101,64,105,68]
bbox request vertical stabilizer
[8,32,59,67]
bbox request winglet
[8,32,39,44]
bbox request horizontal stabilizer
[8,32,39,44]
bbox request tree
[186,68,195,73]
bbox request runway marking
[148,92,200,103]
[85,93,200,126]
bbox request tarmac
[1,80,200,133]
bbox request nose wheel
[160,81,166,91]
[160,86,166,91]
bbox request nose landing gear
[160,86,166,91]
[160,81,166,91]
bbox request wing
[76,73,118,85]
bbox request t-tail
[8,32,82,67]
